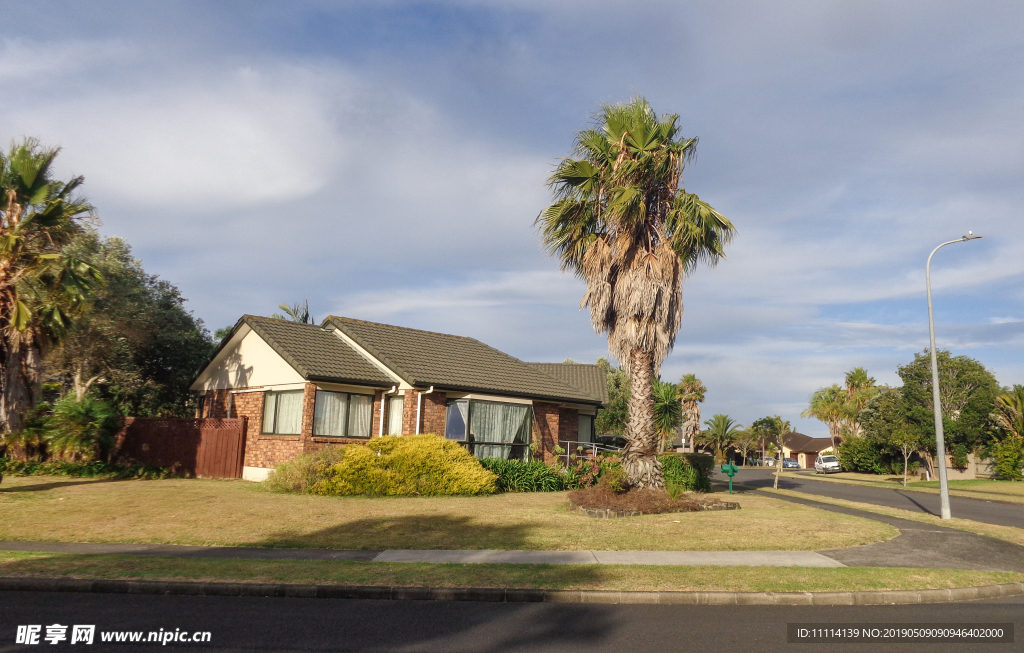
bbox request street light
[926,231,982,520]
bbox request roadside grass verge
[0,476,895,552]
[763,488,1024,548]
[777,472,1024,504]
[1,551,1020,593]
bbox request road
[1,590,1021,652]
[721,469,1023,529]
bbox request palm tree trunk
[0,334,43,435]
[622,348,664,489]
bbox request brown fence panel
[117,418,247,478]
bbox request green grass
[780,472,1024,504]
[0,476,896,552]
[2,551,1020,593]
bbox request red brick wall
[532,402,560,463]
[559,407,579,445]
[401,389,418,434]
[420,391,447,435]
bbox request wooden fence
[116,418,247,478]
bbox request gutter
[415,386,435,435]
[378,386,397,437]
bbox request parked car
[762,456,776,467]
[594,435,627,450]
[782,458,800,469]
[814,454,842,474]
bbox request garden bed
[567,486,739,517]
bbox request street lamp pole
[926,232,981,520]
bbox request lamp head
[963,231,982,241]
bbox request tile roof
[240,315,396,386]
[782,432,834,452]
[324,316,602,405]
[526,363,609,407]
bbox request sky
[2,0,1022,435]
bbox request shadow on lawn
[257,514,539,551]
[0,478,125,493]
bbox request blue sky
[3,1,1022,435]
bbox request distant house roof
[321,316,604,405]
[527,363,609,407]
[237,315,396,386]
[782,432,834,453]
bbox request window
[262,390,303,435]
[577,414,595,443]
[387,395,405,435]
[313,390,373,438]
[445,399,531,461]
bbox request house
[189,315,608,481]
[781,432,837,469]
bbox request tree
[652,378,681,453]
[538,97,735,488]
[270,299,312,324]
[751,415,790,489]
[843,367,879,436]
[698,414,742,463]
[1,139,99,434]
[995,385,1024,439]
[678,373,705,452]
[594,357,629,435]
[731,429,759,466]
[888,426,922,487]
[45,230,214,417]
[802,384,845,452]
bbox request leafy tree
[897,350,1001,452]
[1,139,100,434]
[731,429,759,466]
[888,426,923,487]
[213,326,234,342]
[751,415,790,489]
[802,384,846,452]
[678,373,705,452]
[995,385,1024,439]
[44,230,214,417]
[538,97,735,488]
[652,378,681,453]
[698,414,742,463]
[837,435,883,474]
[594,357,629,435]
[990,435,1023,481]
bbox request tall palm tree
[1,139,99,434]
[802,384,846,452]
[842,367,878,437]
[538,98,735,488]
[698,414,742,463]
[271,298,313,324]
[678,373,706,453]
[995,385,1024,439]
[652,378,681,453]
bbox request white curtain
[445,400,468,440]
[275,391,303,435]
[469,402,529,460]
[387,396,405,435]
[348,394,372,437]
[261,393,276,433]
[314,391,348,436]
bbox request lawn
[782,472,1024,504]
[3,551,1020,594]
[0,476,896,552]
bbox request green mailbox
[720,462,739,494]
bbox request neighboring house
[781,432,837,469]
[190,315,608,481]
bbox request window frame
[261,389,304,435]
[312,389,373,439]
[445,398,533,460]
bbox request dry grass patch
[0,477,895,551]
[765,488,1024,548]
[1,551,1020,593]
[783,472,1024,504]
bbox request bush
[313,434,497,496]
[45,395,122,462]
[991,435,1023,481]
[598,458,626,492]
[837,436,883,473]
[951,443,970,471]
[480,458,563,492]
[658,453,712,492]
[263,447,346,494]
[560,457,600,489]
[0,458,172,479]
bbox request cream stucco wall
[190,325,304,391]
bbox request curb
[1,577,1021,605]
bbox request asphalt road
[723,469,1023,529]
[1,590,1021,653]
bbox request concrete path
[0,541,843,567]
[725,469,1024,528]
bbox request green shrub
[675,453,715,480]
[991,435,1023,481]
[480,458,563,492]
[560,457,599,490]
[950,444,970,471]
[837,436,883,473]
[45,395,122,462]
[263,447,346,493]
[313,434,497,496]
[658,454,711,492]
[597,457,625,492]
[0,458,172,479]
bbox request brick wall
[532,402,560,463]
[559,406,580,445]
[420,391,447,435]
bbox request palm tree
[538,98,735,488]
[652,379,681,453]
[842,367,878,436]
[698,414,742,463]
[1,139,99,434]
[271,298,313,324]
[678,373,705,453]
[995,385,1024,439]
[802,384,846,452]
